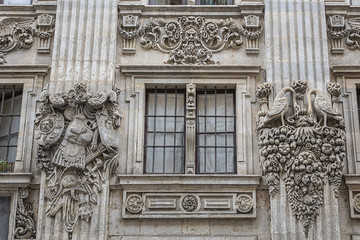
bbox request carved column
[49,0,117,92]
[185,83,196,174]
[264,0,330,92]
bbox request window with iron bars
[149,0,233,5]
[144,85,236,174]
[0,85,22,165]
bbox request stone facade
[0,0,359,240]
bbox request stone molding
[119,175,259,218]
[0,173,32,188]
[345,175,360,219]
[34,14,55,54]
[256,80,346,237]
[14,188,36,239]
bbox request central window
[144,85,236,174]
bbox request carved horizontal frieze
[328,15,360,54]
[122,191,256,218]
[119,14,263,64]
[256,81,346,238]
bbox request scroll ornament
[256,81,346,237]
[328,16,360,50]
[139,16,262,65]
[34,81,121,238]
[14,188,36,239]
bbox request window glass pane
[145,89,185,174]
[0,197,11,240]
[196,89,236,174]
[196,0,233,5]
[1,0,32,4]
[149,0,186,5]
[352,0,360,5]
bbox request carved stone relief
[34,81,121,238]
[118,15,263,64]
[256,81,346,237]
[328,15,360,53]
[14,188,36,239]
[125,194,143,213]
[354,193,360,213]
[185,83,196,174]
[118,15,141,54]
[0,18,35,64]
[235,194,254,213]
[34,14,55,54]
[181,195,199,212]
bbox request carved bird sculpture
[261,87,299,126]
[307,88,343,127]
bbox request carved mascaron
[34,81,121,238]
[256,81,346,237]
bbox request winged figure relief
[0,17,35,53]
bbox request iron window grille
[144,85,236,174]
[358,88,360,127]
[196,87,236,174]
[0,85,22,163]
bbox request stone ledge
[0,173,32,188]
[0,64,50,76]
[345,174,360,186]
[332,65,360,75]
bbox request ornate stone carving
[354,193,360,213]
[140,16,262,65]
[256,81,346,237]
[125,194,143,213]
[118,15,141,55]
[0,18,35,63]
[34,81,121,238]
[236,194,254,213]
[328,16,360,53]
[185,83,196,174]
[14,188,36,239]
[34,14,55,54]
[242,15,263,54]
[181,195,198,212]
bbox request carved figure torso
[52,114,95,168]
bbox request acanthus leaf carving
[256,81,346,238]
[34,81,122,238]
[14,188,36,239]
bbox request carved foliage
[256,81,346,237]
[328,15,360,52]
[34,81,121,237]
[15,188,36,239]
[139,16,262,65]
[0,18,35,63]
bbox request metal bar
[145,115,186,117]
[163,87,167,173]
[0,86,6,129]
[196,146,236,148]
[232,89,236,174]
[214,86,217,172]
[197,131,235,134]
[173,86,177,173]
[144,145,186,148]
[225,86,228,172]
[147,130,185,134]
[6,86,15,160]
[204,87,207,173]
[195,115,235,117]
[152,87,157,173]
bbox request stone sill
[0,173,32,188]
[118,174,261,190]
[332,65,360,75]
[345,174,360,186]
[0,64,50,76]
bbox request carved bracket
[242,15,263,54]
[34,14,55,54]
[328,15,360,54]
[34,81,122,238]
[118,15,141,55]
[14,188,36,239]
[256,81,346,237]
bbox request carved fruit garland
[256,81,346,237]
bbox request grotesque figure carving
[256,81,346,238]
[35,81,121,238]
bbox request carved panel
[14,188,36,239]
[186,83,196,174]
[34,81,121,238]
[242,15,263,54]
[328,15,360,53]
[35,14,55,54]
[122,191,256,218]
[118,15,141,55]
[0,18,35,64]
[256,81,346,237]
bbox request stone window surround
[119,65,261,175]
[0,65,49,173]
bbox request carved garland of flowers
[256,81,346,237]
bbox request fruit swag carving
[139,16,262,65]
[34,81,121,238]
[256,81,346,237]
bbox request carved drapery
[328,15,360,53]
[14,188,36,239]
[119,15,263,64]
[256,81,346,237]
[34,81,121,238]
